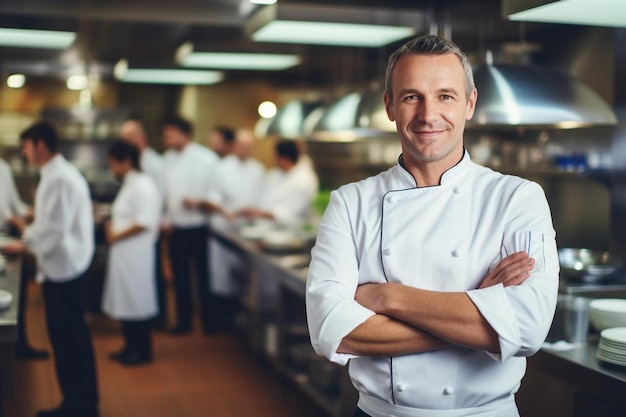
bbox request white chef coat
[257,162,318,228]
[102,170,162,319]
[0,157,27,226]
[23,154,94,282]
[140,147,165,197]
[163,142,218,228]
[306,151,559,416]
[206,154,265,296]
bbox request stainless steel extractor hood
[470,63,618,128]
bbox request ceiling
[0,0,587,89]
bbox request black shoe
[168,325,191,336]
[37,405,99,417]
[15,346,49,360]
[120,351,152,366]
[108,348,129,362]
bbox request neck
[401,149,464,187]
[39,152,58,168]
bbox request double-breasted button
[443,386,455,395]
[453,187,461,194]
[452,250,460,257]
[396,383,407,392]
[387,195,397,204]
[384,248,392,256]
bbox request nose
[417,98,438,124]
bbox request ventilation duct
[470,63,617,128]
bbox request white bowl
[0,289,13,309]
[589,299,626,331]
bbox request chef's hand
[479,251,534,289]
[104,220,115,244]
[183,197,200,210]
[160,223,173,236]
[0,240,27,256]
[9,216,26,236]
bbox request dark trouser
[43,276,98,412]
[15,255,32,349]
[354,408,371,417]
[169,226,215,332]
[121,319,152,357]
[153,235,167,327]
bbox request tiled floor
[4,281,326,417]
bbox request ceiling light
[504,0,626,28]
[7,74,25,89]
[246,4,422,47]
[67,74,88,90]
[249,0,277,4]
[0,27,76,49]
[258,101,277,118]
[114,61,223,85]
[176,43,300,70]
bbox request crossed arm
[337,251,534,356]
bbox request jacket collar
[394,149,471,189]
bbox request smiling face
[384,53,477,171]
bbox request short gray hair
[385,35,475,101]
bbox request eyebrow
[397,87,461,97]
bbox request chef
[2,121,99,417]
[239,139,318,228]
[103,140,162,366]
[119,116,167,329]
[0,156,27,227]
[162,116,218,335]
[306,35,559,417]
[185,129,265,331]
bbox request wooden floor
[4,281,325,417]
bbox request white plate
[591,299,626,314]
[0,289,13,309]
[597,352,626,366]
[600,327,626,344]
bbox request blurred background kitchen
[1,0,626,416]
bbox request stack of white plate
[597,327,626,366]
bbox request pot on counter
[558,248,621,283]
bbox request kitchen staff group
[0,116,319,417]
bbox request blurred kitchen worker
[306,35,559,417]
[162,116,218,335]
[103,140,162,366]
[119,116,168,329]
[119,116,165,196]
[0,157,50,360]
[207,125,236,158]
[239,139,318,228]
[2,121,99,417]
[185,129,265,331]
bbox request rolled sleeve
[306,190,374,365]
[468,181,559,361]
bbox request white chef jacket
[0,158,27,226]
[306,151,559,416]
[257,162,318,228]
[23,154,94,282]
[206,154,265,296]
[141,147,165,197]
[102,170,162,319]
[163,142,217,228]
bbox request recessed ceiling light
[258,101,277,118]
[249,0,277,4]
[0,27,76,49]
[179,51,300,71]
[7,74,26,89]
[246,4,421,47]
[505,0,626,28]
[67,74,88,90]
[115,66,224,85]
[252,21,416,47]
